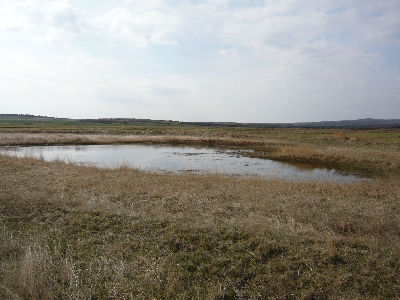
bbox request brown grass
[333,131,348,139]
[1,127,400,298]
[1,153,400,299]
[0,132,267,148]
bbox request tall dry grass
[0,132,267,148]
[1,154,400,299]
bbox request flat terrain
[1,120,400,299]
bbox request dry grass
[0,132,267,148]
[269,144,400,177]
[1,127,400,298]
[1,153,400,299]
[333,131,348,140]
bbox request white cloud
[1,0,399,122]
[92,6,180,47]
[0,0,88,46]
[1,0,81,30]
[31,33,61,44]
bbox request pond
[0,144,368,183]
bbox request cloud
[190,0,400,60]
[0,44,193,119]
[1,0,399,122]
[2,0,78,28]
[92,6,180,47]
[0,0,88,46]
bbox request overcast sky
[1,0,399,123]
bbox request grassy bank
[1,154,400,299]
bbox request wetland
[0,144,367,182]
[1,119,400,299]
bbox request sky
[1,0,400,123]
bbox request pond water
[0,144,367,183]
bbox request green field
[1,118,400,299]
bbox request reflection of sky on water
[0,145,368,183]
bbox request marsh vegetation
[1,121,400,299]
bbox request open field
[1,122,400,299]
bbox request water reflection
[0,144,368,183]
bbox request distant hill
[0,114,62,121]
[1,114,400,129]
[173,118,400,129]
[282,118,400,129]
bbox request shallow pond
[0,144,368,183]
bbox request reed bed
[0,132,270,148]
